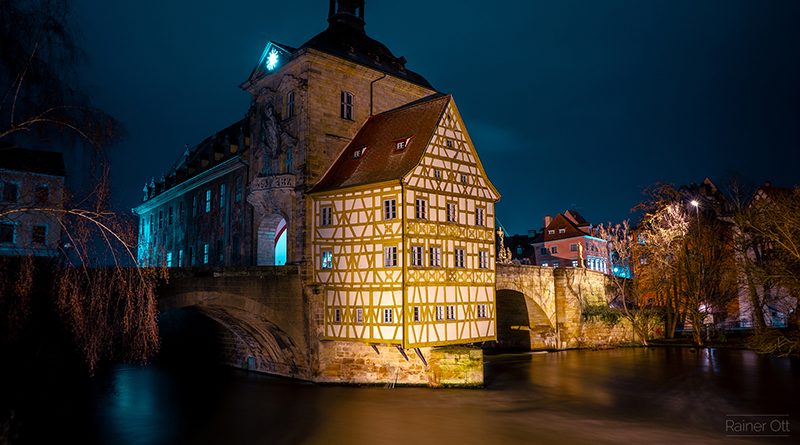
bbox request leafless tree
[1,0,160,373]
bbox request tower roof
[309,94,450,193]
[245,1,434,90]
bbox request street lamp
[690,200,699,224]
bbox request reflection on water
[14,348,800,444]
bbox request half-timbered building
[310,94,500,348]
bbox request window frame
[321,249,333,269]
[321,206,333,226]
[340,91,354,120]
[286,90,295,119]
[383,198,396,220]
[429,246,442,267]
[384,246,398,267]
[454,248,465,268]
[415,198,427,220]
[411,245,424,267]
[446,202,457,223]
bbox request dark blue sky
[73,0,800,235]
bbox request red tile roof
[309,94,450,193]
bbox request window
[166,251,173,267]
[235,175,243,203]
[355,308,363,324]
[429,246,441,267]
[454,248,465,268]
[35,185,49,204]
[446,305,456,320]
[571,260,579,267]
[192,195,198,217]
[446,139,454,148]
[558,228,566,234]
[542,262,549,267]
[286,91,295,118]
[340,91,353,120]
[334,308,341,323]
[32,225,46,244]
[219,184,226,209]
[353,146,366,159]
[205,189,211,213]
[547,230,555,235]
[435,305,444,321]
[383,199,396,220]
[550,246,558,254]
[0,223,15,243]
[570,243,578,252]
[383,308,393,324]
[203,244,209,264]
[415,198,427,219]
[447,202,457,223]
[460,174,467,184]
[395,139,408,151]
[479,250,489,269]
[475,207,485,226]
[1,182,18,202]
[321,206,333,226]
[168,206,174,225]
[477,304,487,319]
[552,261,559,267]
[413,306,420,322]
[384,246,397,267]
[178,249,184,267]
[434,169,441,179]
[321,250,333,269]
[411,245,424,267]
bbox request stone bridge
[157,266,483,386]
[158,266,316,380]
[495,264,620,349]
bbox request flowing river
[5,347,798,444]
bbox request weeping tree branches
[0,0,158,373]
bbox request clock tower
[240,0,437,270]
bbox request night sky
[72,0,800,235]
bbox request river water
[6,347,798,444]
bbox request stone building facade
[0,146,65,257]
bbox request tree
[0,0,160,373]
[598,220,657,345]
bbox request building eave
[132,156,245,215]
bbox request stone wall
[307,282,483,387]
[496,265,662,350]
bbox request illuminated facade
[134,1,500,348]
[532,211,611,274]
[310,95,500,347]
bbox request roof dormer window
[394,136,412,151]
[353,146,367,159]
[558,228,566,234]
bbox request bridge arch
[159,291,309,379]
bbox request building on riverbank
[0,145,65,257]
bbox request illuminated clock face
[266,49,279,71]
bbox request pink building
[531,210,610,274]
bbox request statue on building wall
[497,227,512,265]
